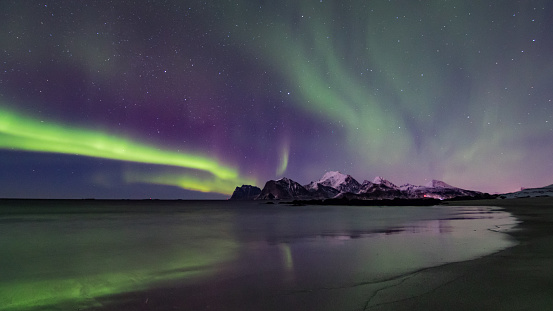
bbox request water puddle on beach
[0,201,517,311]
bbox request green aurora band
[276,142,289,176]
[214,1,550,189]
[218,1,417,169]
[0,106,255,194]
[123,169,250,195]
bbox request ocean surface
[0,200,517,311]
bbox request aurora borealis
[1,1,552,198]
[0,106,254,194]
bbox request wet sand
[365,197,553,310]
[81,198,553,311]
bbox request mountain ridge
[231,171,488,201]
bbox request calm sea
[0,200,517,311]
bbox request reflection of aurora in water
[0,201,516,310]
[0,201,239,311]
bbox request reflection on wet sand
[0,202,239,310]
[0,201,516,311]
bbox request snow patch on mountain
[372,176,398,189]
[318,171,349,188]
[399,183,421,191]
[306,171,361,194]
[425,180,455,189]
[500,184,553,199]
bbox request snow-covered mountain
[399,183,419,192]
[425,180,455,188]
[359,180,374,193]
[399,179,482,199]
[357,177,403,199]
[499,184,553,199]
[230,172,486,201]
[305,171,361,194]
[372,176,398,189]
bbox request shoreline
[364,197,553,310]
[78,199,542,311]
[8,198,547,310]
[88,198,552,311]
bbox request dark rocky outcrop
[305,183,341,199]
[230,185,261,200]
[257,177,311,200]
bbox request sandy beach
[77,197,553,311]
[364,197,553,310]
[4,198,546,311]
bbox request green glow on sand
[279,243,294,272]
[0,212,239,310]
[0,251,231,310]
[0,106,254,193]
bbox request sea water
[0,200,517,310]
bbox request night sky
[1,1,552,199]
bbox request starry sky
[1,1,552,199]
